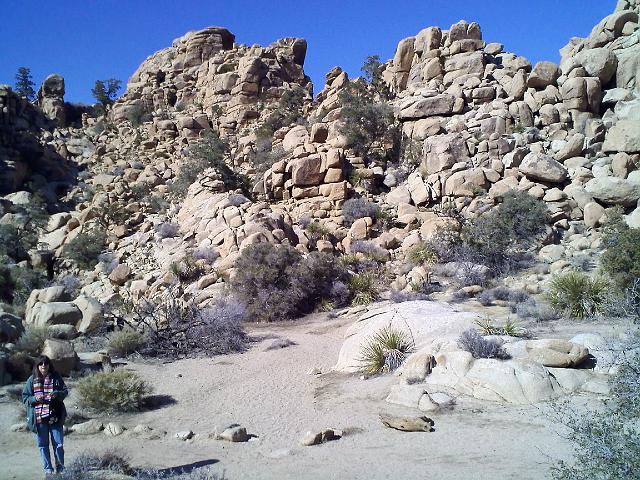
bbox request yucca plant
[546,271,610,319]
[358,326,415,374]
[349,272,379,305]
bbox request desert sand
[0,304,611,480]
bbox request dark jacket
[22,373,68,433]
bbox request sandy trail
[0,310,592,480]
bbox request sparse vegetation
[76,369,152,413]
[92,78,122,107]
[550,329,640,479]
[107,328,146,357]
[348,272,379,305]
[457,330,511,359]
[231,243,350,322]
[358,325,415,374]
[342,198,380,226]
[15,326,51,355]
[62,228,107,270]
[600,213,640,291]
[546,271,610,319]
[338,56,397,165]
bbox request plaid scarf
[33,375,54,423]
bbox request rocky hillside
[0,1,639,381]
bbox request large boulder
[576,48,618,84]
[585,176,640,205]
[26,302,82,328]
[602,120,640,153]
[333,301,479,373]
[527,61,560,88]
[73,296,104,334]
[421,134,469,175]
[519,153,568,183]
[525,339,590,367]
[41,339,78,375]
[398,94,455,120]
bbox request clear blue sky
[1,0,615,104]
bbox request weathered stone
[526,339,589,368]
[74,296,104,334]
[585,176,640,205]
[41,338,78,375]
[219,425,249,442]
[527,61,560,88]
[398,94,455,120]
[603,120,640,153]
[291,155,323,186]
[519,153,568,183]
[576,47,618,84]
[27,302,82,328]
[422,134,469,175]
[108,264,131,286]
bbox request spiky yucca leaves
[546,271,610,319]
[358,326,415,374]
[348,273,379,306]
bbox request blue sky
[1,0,615,104]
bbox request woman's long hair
[32,355,57,379]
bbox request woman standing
[22,355,68,477]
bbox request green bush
[170,131,248,199]
[358,326,414,374]
[546,271,610,319]
[15,326,50,355]
[338,56,397,164]
[461,190,548,273]
[348,272,379,305]
[107,329,146,357]
[63,228,107,269]
[601,214,640,290]
[76,369,152,413]
[230,243,349,322]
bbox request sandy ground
[0,303,613,480]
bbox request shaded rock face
[38,74,66,126]
[0,85,73,195]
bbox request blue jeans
[35,422,64,473]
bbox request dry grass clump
[76,369,152,413]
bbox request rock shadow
[142,394,178,410]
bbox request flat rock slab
[379,414,435,432]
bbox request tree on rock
[91,78,122,107]
[338,55,397,166]
[14,67,36,102]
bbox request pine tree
[14,67,36,102]
[91,78,122,107]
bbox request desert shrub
[0,223,37,261]
[342,198,380,226]
[475,317,526,337]
[107,328,146,357]
[305,221,331,241]
[63,228,107,269]
[350,240,388,263]
[155,222,179,239]
[191,247,219,263]
[15,326,50,355]
[507,288,530,305]
[187,300,248,355]
[358,325,415,374]
[60,449,133,479]
[601,278,640,321]
[600,214,640,290]
[76,369,152,413]
[0,264,46,306]
[230,243,349,322]
[390,290,430,303]
[550,329,640,479]
[407,242,438,267]
[546,271,610,319]
[515,298,558,323]
[170,131,248,198]
[170,255,205,283]
[477,290,495,306]
[461,190,549,274]
[256,86,307,138]
[457,330,511,359]
[348,272,379,305]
